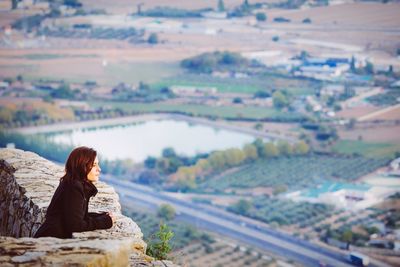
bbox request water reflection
[48,120,256,162]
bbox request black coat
[34,179,112,238]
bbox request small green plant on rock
[147,223,174,260]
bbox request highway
[102,177,363,267]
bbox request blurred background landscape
[0,0,400,266]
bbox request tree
[144,156,157,169]
[340,229,353,244]
[277,140,293,156]
[157,204,176,221]
[364,61,374,74]
[232,199,252,215]
[0,107,13,124]
[162,147,176,158]
[255,12,266,22]
[138,170,162,185]
[156,158,170,174]
[293,141,309,155]
[272,36,279,42]
[254,90,270,98]
[16,74,23,82]
[218,0,225,11]
[264,142,279,157]
[209,151,227,169]
[148,33,159,44]
[224,148,245,166]
[272,91,289,109]
[11,0,18,9]
[350,56,356,72]
[254,123,263,131]
[243,144,258,160]
[232,97,243,104]
[176,177,197,192]
[51,83,74,99]
[253,138,266,158]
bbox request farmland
[155,73,320,95]
[332,140,400,158]
[199,154,389,192]
[89,101,306,121]
[229,196,334,227]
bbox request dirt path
[358,104,400,122]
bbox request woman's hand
[106,212,116,224]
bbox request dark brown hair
[61,146,97,183]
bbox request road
[102,177,373,267]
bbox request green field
[106,61,182,86]
[332,140,400,158]
[2,60,182,87]
[90,101,304,121]
[229,197,334,227]
[154,73,319,95]
[200,154,389,191]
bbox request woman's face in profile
[87,156,101,182]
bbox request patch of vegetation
[109,82,175,103]
[228,196,334,227]
[273,17,291,23]
[140,7,210,17]
[122,207,214,251]
[181,51,259,74]
[273,0,307,9]
[366,89,400,106]
[332,140,400,158]
[147,33,159,44]
[147,223,174,260]
[229,0,265,17]
[323,227,370,247]
[12,13,55,32]
[255,12,267,22]
[200,154,389,192]
[38,27,143,42]
[0,99,75,128]
[156,72,319,95]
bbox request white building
[286,182,398,210]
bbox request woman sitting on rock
[34,146,115,238]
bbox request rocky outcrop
[0,148,178,267]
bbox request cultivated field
[81,0,248,14]
[338,124,400,143]
[1,2,400,84]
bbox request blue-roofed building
[295,57,350,80]
[285,181,397,210]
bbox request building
[296,57,350,80]
[170,85,217,96]
[201,11,227,19]
[286,181,398,210]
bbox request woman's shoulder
[61,179,85,192]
